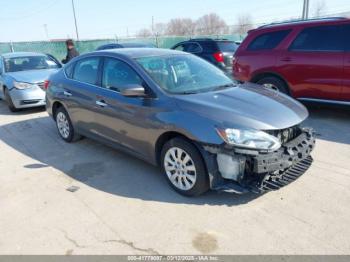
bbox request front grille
[259,156,313,192]
[266,125,301,144]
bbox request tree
[234,14,253,39]
[195,13,228,35]
[137,28,152,37]
[166,18,195,36]
[312,0,327,18]
[153,23,167,36]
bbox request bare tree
[312,0,327,18]
[137,28,152,37]
[166,18,195,36]
[154,23,167,36]
[195,13,228,35]
[234,14,253,39]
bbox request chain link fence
[0,34,240,61]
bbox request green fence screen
[0,34,241,61]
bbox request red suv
[233,17,350,104]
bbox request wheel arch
[52,101,66,120]
[250,72,292,95]
[155,131,192,166]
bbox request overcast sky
[1,0,350,42]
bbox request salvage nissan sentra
[46,48,315,196]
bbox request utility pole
[43,24,49,40]
[152,16,154,36]
[71,0,80,40]
[302,0,310,20]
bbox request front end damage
[200,127,316,194]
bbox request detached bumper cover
[202,128,316,194]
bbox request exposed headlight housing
[216,128,281,151]
[13,81,35,90]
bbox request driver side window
[102,58,142,92]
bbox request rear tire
[257,77,289,95]
[55,107,81,143]
[161,138,209,197]
[4,88,19,112]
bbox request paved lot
[0,100,349,255]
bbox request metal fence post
[10,41,14,52]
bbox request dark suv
[233,17,350,104]
[171,38,238,74]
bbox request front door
[92,57,157,158]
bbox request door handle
[96,100,108,107]
[63,91,72,97]
[281,57,292,62]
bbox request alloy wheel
[164,147,197,191]
[56,112,70,139]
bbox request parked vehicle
[171,38,238,74]
[0,52,61,112]
[96,42,156,51]
[233,17,350,104]
[46,48,315,196]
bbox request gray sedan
[46,48,315,196]
[0,52,61,112]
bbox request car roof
[119,42,155,47]
[94,48,185,58]
[255,17,350,31]
[1,52,46,59]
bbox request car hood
[174,83,309,130]
[5,69,59,83]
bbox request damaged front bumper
[201,128,316,194]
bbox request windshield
[136,54,235,94]
[4,55,60,73]
[217,41,238,52]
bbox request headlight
[216,128,281,151]
[13,81,35,90]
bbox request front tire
[55,107,81,143]
[161,138,209,197]
[257,77,289,95]
[4,88,19,112]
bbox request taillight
[44,80,50,90]
[213,52,224,63]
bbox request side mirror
[121,85,146,97]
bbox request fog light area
[217,153,245,181]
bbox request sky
[1,0,350,42]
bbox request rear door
[278,25,344,100]
[63,56,102,133]
[342,24,350,101]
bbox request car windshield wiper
[211,83,236,91]
[177,91,199,95]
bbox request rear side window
[73,57,100,85]
[173,44,185,51]
[217,41,238,52]
[247,30,291,51]
[64,63,74,78]
[198,41,217,52]
[290,25,343,52]
[184,43,202,53]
